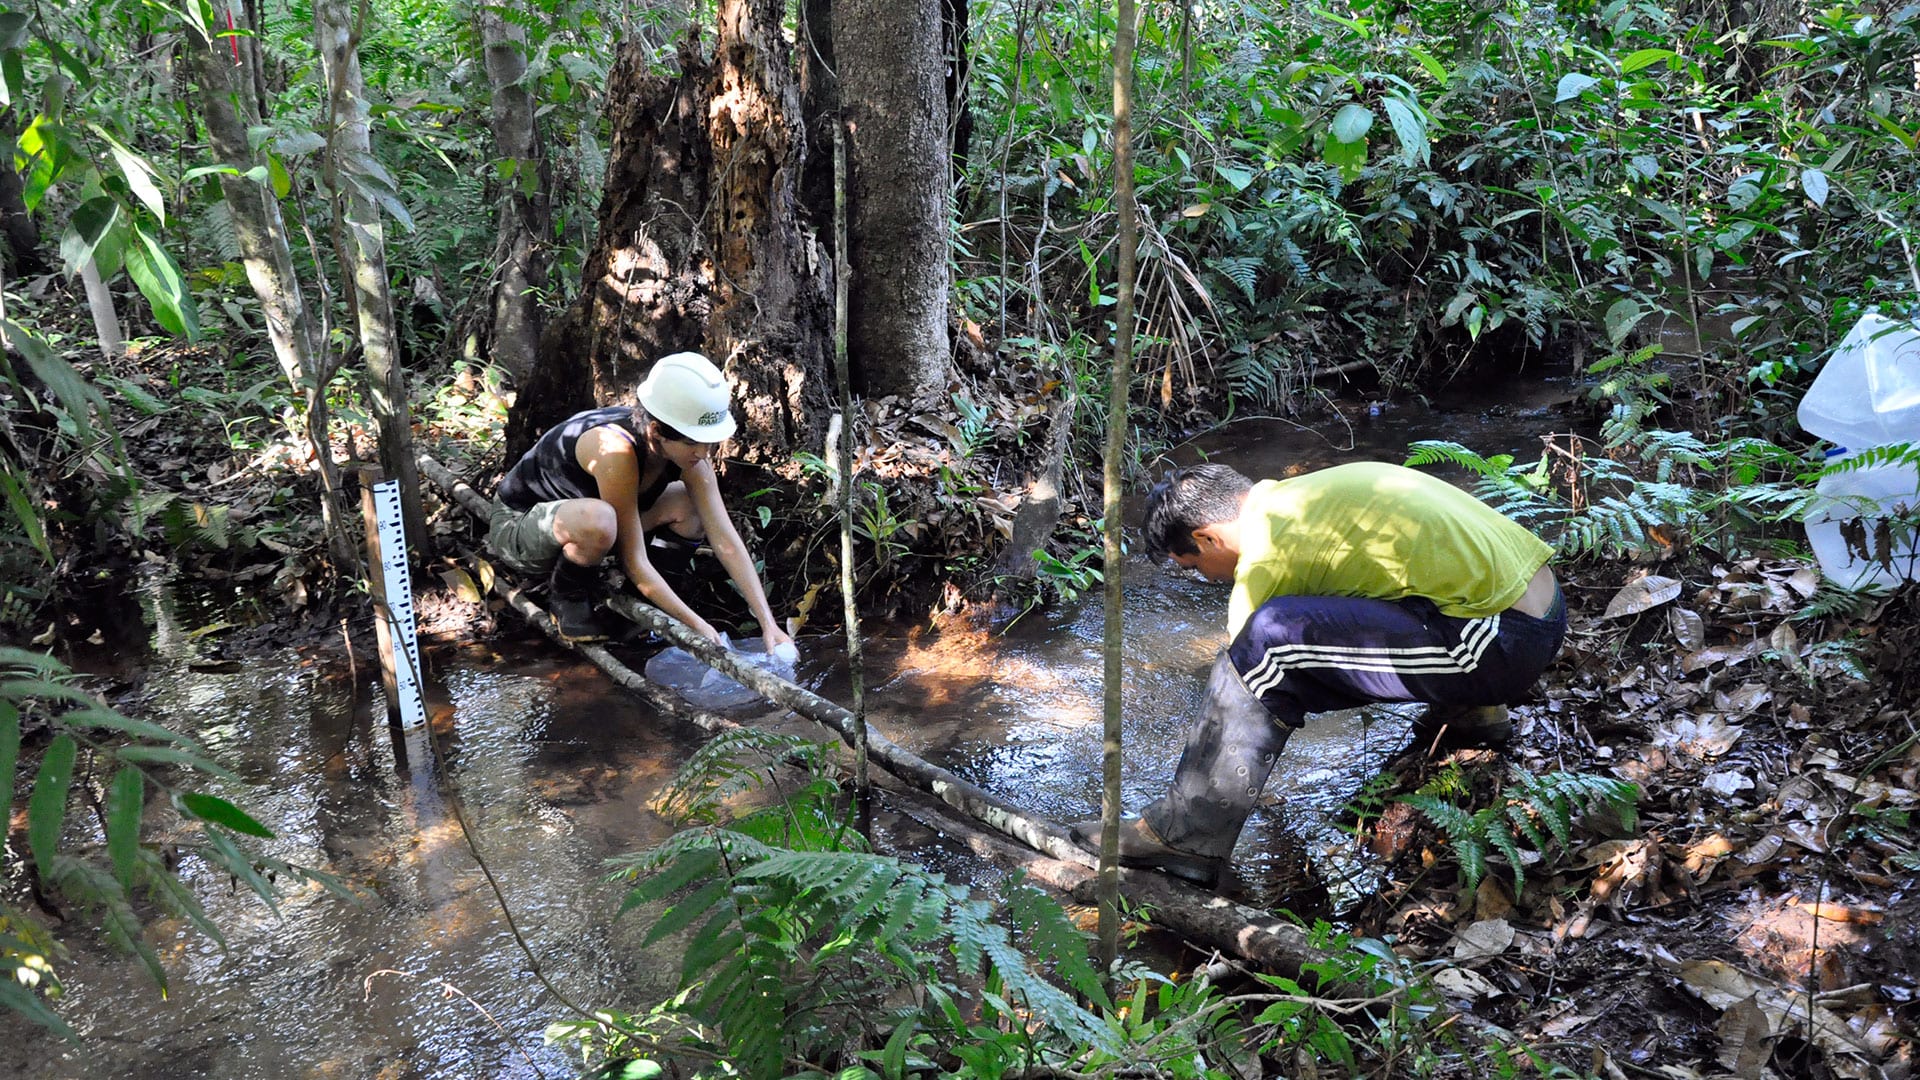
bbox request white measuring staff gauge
[372,478,427,729]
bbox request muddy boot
[1070,652,1290,886]
[1068,817,1228,886]
[1409,703,1512,754]
[548,558,611,644]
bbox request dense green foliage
[965,0,1920,429]
[559,727,1465,1080]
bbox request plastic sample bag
[1799,313,1920,587]
[644,635,797,710]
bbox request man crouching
[1072,461,1565,886]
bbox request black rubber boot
[548,558,610,643]
[1409,704,1512,753]
[1070,651,1290,886]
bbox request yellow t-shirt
[1227,462,1554,636]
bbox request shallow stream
[5,374,1585,1079]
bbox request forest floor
[1342,557,1920,1080]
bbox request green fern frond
[657,728,833,825]
[1401,771,1640,895]
[1210,255,1263,302]
[1404,440,1506,477]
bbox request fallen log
[417,451,1334,977]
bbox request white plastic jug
[1803,454,1920,590]
[1798,313,1920,452]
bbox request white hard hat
[637,352,737,443]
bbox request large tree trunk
[833,0,952,399]
[315,0,426,555]
[184,22,355,567]
[479,4,551,384]
[508,0,831,469]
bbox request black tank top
[496,407,681,511]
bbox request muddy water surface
[5,376,1584,1079]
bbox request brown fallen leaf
[1670,606,1707,650]
[1682,640,1762,674]
[1603,574,1683,619]
[1454,918,1515,962]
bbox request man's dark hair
[1140,463,1255,561]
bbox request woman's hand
[761,623,796,661]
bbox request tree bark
[315,0,427,556]
[510,0,831,470]
[183,23,355,567]
[1098,0,1142,979]
[479,4,551,384]
[832,0,952,399]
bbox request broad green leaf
[27,734,76,880]
[0,648,65,674]
[1638,197,1684,230]
[1330,103,1373,144]
[1866,112,1916,150]
[273,129,326,157]
[1620,48,1676,73]
[1382,94,1428,167]
[0,701,18,813]
[0,12,29,50]
[1715,220,1757,251]
[57,704,191,744]
[1213,163,1253,191]
[1323,135,1365,180]
[0,320,107,443]
[0,976,77,1042]
[1605,298,1647,348]
[58,195,122,278]
[0,50,20,109]
[93,126,166,223]
[44,34,87,85]
[126,224,202,339]
[1555,73,1600,103]
[1801,167,1830,207]
[176,792,275,838]
[20,115,75,213]
[1407,45,1448,85]
[267,153,291,199]
[181,164,241,184]
[115,744,242,782]
[0,678,97,704]
[0,469,50,564]
[198,827,281,914]
[107,766,145,888]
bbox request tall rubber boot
[1070,651,1290,885]
[1141,650,1292,859]
[548,557,609,643]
